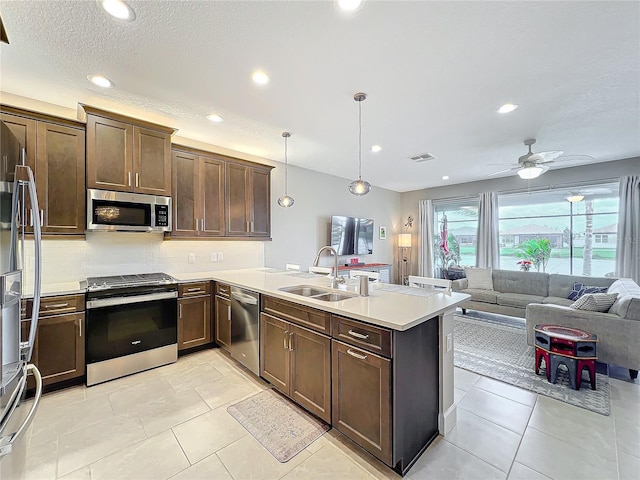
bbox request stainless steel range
[85,273,178,386]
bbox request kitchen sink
[278,285,358,302]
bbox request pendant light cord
[284,134,288,195]
[358,99,362,180]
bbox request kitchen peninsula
[173,268,470,475]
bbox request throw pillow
[570,293,618,312]
[463,267,494,290]
[567,282,609,300]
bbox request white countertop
[24,281,85,298]
[172,268,469,331]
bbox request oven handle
[86,291,178,309]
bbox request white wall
[400,157,640,275]
[266,162,402,274]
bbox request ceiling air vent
[410,153,436,163]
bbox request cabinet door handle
[289,332,294,351]
[128,172,132,187]
[39,209,43,227]
[44,303,70,309]
[201,218,205,230]
[228,305,231,321]
[179,304,183,318]
[347,330,369,340]
[283,331,288,350]
[246,221,250,232]
[135,172,139,187]
[347,348,368,360]
[29,208,34,227]
[195,218,199,231]
[78,320,82,338]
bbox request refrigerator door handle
[0,364,43,457]
[14,164,42,362]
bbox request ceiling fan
[489,139,592,180]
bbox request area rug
[227,389,330,462]
[454,313,611,415]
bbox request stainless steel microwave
[87,189,171,232]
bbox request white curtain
[616,176,640,282]
[476,192,500,268]
[418,199,434,277]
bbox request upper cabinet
[226,161,271,237]
[171,145,272,239]
[1,106,86,235]
[81,105,175,196]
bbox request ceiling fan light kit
[516,164,546,180]
[349,92,371,196]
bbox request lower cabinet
[22,294,86,387]
[177,282,213,351]
[260,312,331,423]
[332,339,392,465]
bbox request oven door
[86,291,177,365]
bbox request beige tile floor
[21,348,639,480]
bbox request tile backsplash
[20,233,265,285]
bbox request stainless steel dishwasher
[230,286,260,375]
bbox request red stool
[535,347,551,381]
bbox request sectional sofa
[451,269,640,378]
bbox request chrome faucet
[313,246,344,289]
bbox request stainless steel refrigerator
[0,120,43,478]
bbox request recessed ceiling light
[442,176,449,180]
[337,0,365,12]
[497,103,518,114]
[370,145,382,153]
[252,71,269,85]
[97,0,136,21]
[87,74,114,88]
[206,114,224,123]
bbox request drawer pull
[347,329,369,340]
[347,349,368,360]
[186,288,201,292]
[45,303,70,309]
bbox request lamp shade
[517,165,546,180]
[566,194,584,203]
[398,233,412,248]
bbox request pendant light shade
[278,132,295,208]
[349,92,371,196]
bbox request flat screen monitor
[330,215,374,255]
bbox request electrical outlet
[210,253,218,262]
[218,252,223,262]
[188,253,195,264]
[446,333,452,352]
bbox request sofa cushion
[570,293,618,312]
[492,270,549,297]
[548,274,616,300]
[543,296,574,307]
[497,292,545,308]
[567,282,608,300]
[462,288,498,304]
[464,267,494,290]
[607,278,640,320]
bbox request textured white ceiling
[1,0,639,192]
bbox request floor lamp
[398,233,412,285]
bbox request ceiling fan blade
[488,167,518,176]
[554,154,595,163]
[530,151,564,163]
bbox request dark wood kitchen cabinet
[1,106,86,235]
[22,294,86,386]
[226,161,271,237]
[82,105,175,196]
[260,298,331,423]
[214,283,232,351]
[177,282,212,351]
[172,147,225,237]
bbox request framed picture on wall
[379,226,387,240]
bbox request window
[432,198,478,277]
[498,182,619,276]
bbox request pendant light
[277,132,295,208]
[349,92,371,196]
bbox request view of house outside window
[433,199,478,277]
[498,182,619,276]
